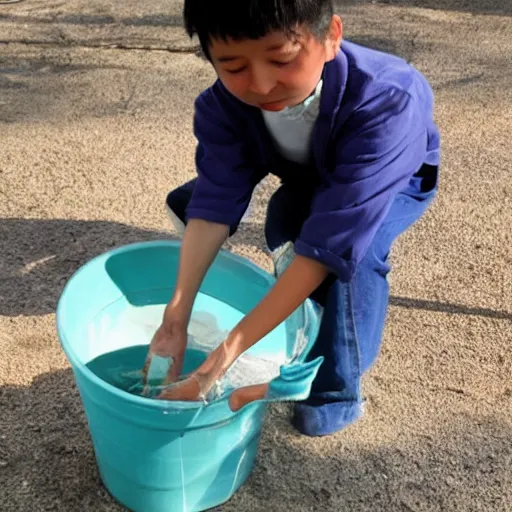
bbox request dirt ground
[1,0,511,511]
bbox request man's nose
[247,67,276,96]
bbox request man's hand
[143,323,188,386]
[156,341,237,401]
[157,377,270,412]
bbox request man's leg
[292,164,439,436]
[265,183,314,275]
[165,179,196,235]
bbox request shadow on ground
[0,56,129,113]
[1,33,508,124]
[0,218,168,317]
[338,0,512,15]
[0,52,169,123]
[0,218,266,317]
[1,0,510,22]
[1,218,510,321]
[0,56,127,78]
[0,13,184,27]
[0,366,510,510]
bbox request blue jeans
[166,163,439,436]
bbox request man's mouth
[259,99,288,112]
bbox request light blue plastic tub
[56,241,322,512]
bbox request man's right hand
[143,323,188,385]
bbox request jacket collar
[310,46,348,174]
[320,45,349,131]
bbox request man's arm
[296,87,428,282]
[144,218,228,384]
[225,255,328,358]
[157,254,329,400]
[163,218,229,329]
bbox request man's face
[208,17,342,112]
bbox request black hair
[184,0,334,59]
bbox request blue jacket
[186,41,440,281]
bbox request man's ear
[325,15,343,62]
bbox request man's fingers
[156,375,202,401]
[141,353,151,382]
[155,378,270,409]
[141,353,153,396]
[163,357,183,386]
[229,383,269,412]
[163,365,179,386]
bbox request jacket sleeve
[294,86,429,281]
[186,89,265,234]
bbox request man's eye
[225,67,247,74]
[271,60,292,68]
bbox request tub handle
[233,356,324,413]
[266,356,324,402]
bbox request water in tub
[85,292,286,402]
